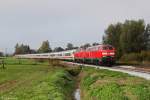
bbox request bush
[120,53,141,62]
[140,51,150,61]
[120,51,150,63]
[67,67,81,76]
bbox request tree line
[13,19,150,63]
[14,41,100,55]
[103,19,150,62]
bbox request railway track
[64,62,150,80]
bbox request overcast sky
[0,0,150,53]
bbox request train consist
[15,44,115,65]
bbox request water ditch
[74,88,80,100]
[66,66,82,100]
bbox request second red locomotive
[74,44,115,65]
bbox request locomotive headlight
[102,52,107,55]
[110,52,115,55]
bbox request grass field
[0,58,75,100]
[0,57,150,100]
[80,67,150,100]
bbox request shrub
[89,83,127,100]
[120,53,142,62]
[67,67,81,76]
[120,51,150,63]
[140,51,150,61]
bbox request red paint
[74,45,115,60]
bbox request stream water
[74,88,80,100]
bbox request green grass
[80,67,150,100]
[1,57,49,65]
[0,58,75,100]
[1,57,150,100]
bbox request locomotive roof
[77,44,113,51]
[86,44,113,49]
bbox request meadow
[0,57,150,100]
[0,58,75,100]
[80,67,150,100]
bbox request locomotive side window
[109,46,113,50]
[102,46,107,50]
[91,47,97,51]
[102,46,113,50]
[90,48,93,51]
[86,48,89,51]
[92,47,95,51]
[87,48,92,51]
[89,48,92,51]
[95,47,99,51]
[98,46,102,50]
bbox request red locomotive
[74,44,115,66]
